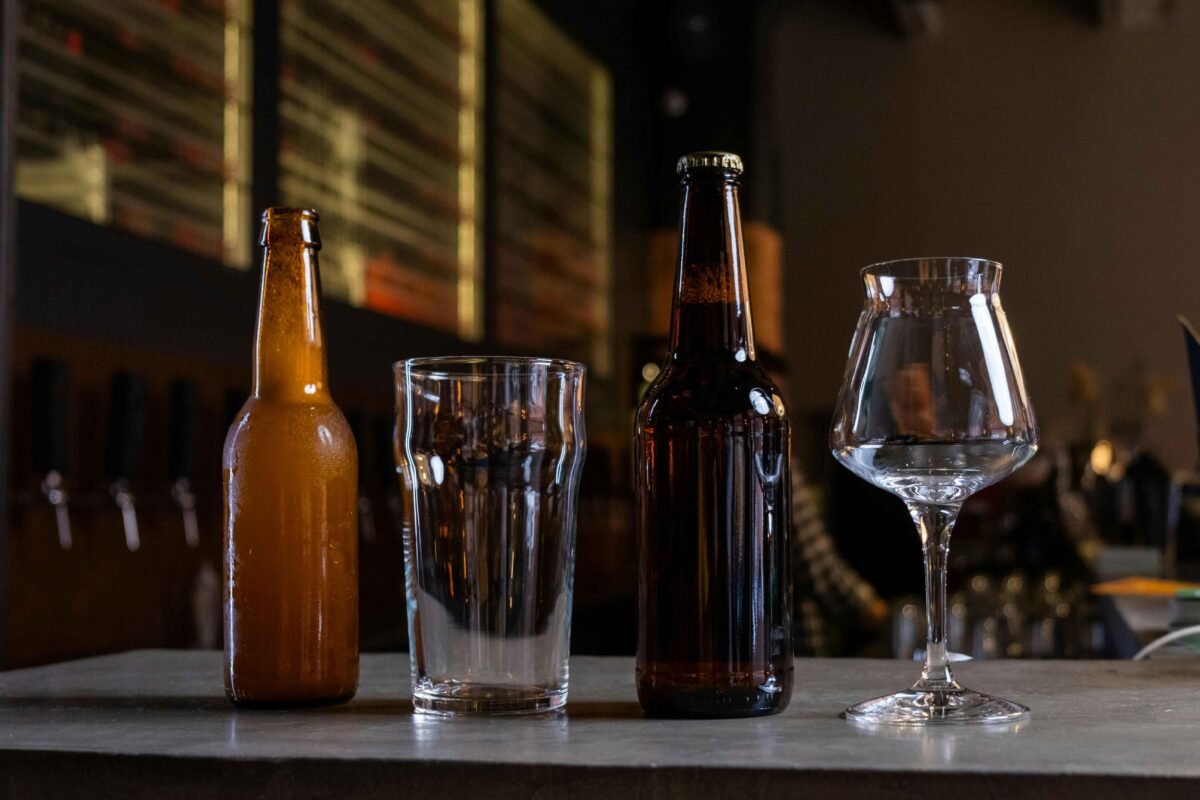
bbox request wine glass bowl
[830,257,1038,725]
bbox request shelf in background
[14,0,252,268]
[493,0,612,375]
[278,0,483,340]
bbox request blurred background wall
[763,0,1200,469]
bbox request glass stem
[908,502,962,692]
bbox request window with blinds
[277,0,483,340]
[493,0,612,374]
[14,0,252,266]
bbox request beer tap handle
[373,415,398,491]
[105,372,145,552]
[375,415,406,537]
[347,411,375,542]
[112,481,140,552]
[172,479,200,549]
[33,359,72,550]
[32,359,69,475]
[224,387,246,428]
[168,380,200,548]
[53,496,73,550]
[358,494,377,542]
[41,471,73,550]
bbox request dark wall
[535,0,765,273]
[766,0,1200,468]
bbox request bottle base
[637,667,793,718]
[227,690,356,709]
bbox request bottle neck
[668,174,755,359]
[252,217,328,402]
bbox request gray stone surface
[0,651,1199,798]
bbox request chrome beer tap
[32,359,73,549]
[168,380,200,548]
[375,415,406,539]
[348,411,376,543]
[105,372,145,552]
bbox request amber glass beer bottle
[223,208,358,706]
[635,153,793,717]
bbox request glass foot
[412,680,566,716]
[844,687,1029,726]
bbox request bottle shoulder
[636,358,789,426]
[223,397,356,465]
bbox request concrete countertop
[0,651,1198,799]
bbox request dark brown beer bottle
[223,208,359,707]
[635,152,793,717]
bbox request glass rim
[395,355,586,379]
[861,257,1003,279]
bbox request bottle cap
[676,151,744,175]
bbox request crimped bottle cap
[676,151,744,175]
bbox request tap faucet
[32,359,72,550]
[348,411,375,543]
[168,380,200,548]
[105,372,145,552]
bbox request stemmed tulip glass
[830,257,1038,725]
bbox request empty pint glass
[395,357,586,715]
